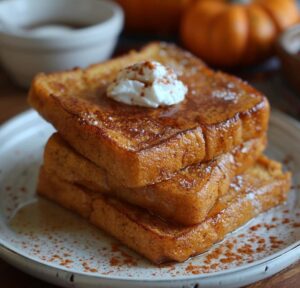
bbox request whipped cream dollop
[107,61,187,108]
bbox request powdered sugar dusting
[212,90,237,102]
[78,112,99,127]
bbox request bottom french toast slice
[37,156,291,264]
[43,133,266,225]
[38,157,291,264]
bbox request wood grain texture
[0,59,299,287]
[245,261,300,288]
[0,70,29,123]
[0,259,59,288]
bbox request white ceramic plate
[0,110,299,288]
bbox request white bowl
[0,0,124,87]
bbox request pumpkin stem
[229,0,251,4]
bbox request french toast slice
[37,156,291,264]
[29,43,270,187]
[43,133,267,225]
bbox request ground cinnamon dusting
[282,218,290,224]
[60,259,73,266]
[110,257,120,266]
[250,224,262,231]
[120,251,138,266]
[269,235,284,249]
[185,263,209,274]
[283,154,293,165]
[111,243,120,252]
[108,243,137,267]
[209,263,218,269]
[264,223,276,230]
[237,244,254,255]
[226,242,234,249]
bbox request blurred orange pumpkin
[115,0,193,34]
[180,0,299,67]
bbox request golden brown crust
[43,133,267,225]
[29,42,270,187]
[37,156,291,264]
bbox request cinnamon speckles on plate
[178,205,299,276]
[0,110,299,288]
[3,176,298,278]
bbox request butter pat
[107,61,187,108]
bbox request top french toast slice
[28,42,270,187]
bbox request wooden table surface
[0,43,299,287]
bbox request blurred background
[0,0,300,122]
[0,1,300,287]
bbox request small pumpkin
[180,0,299,67]
[116,0,193,34]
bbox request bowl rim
[0,0,124,45]
[277,24,300,62]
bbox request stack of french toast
[28,43,291,264]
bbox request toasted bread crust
[44,133,267,225]
[29,43,270,187]
[37,156,291,264]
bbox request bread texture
[37,156,291,264]
[43,133,267,225]
[29,42,270,187]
